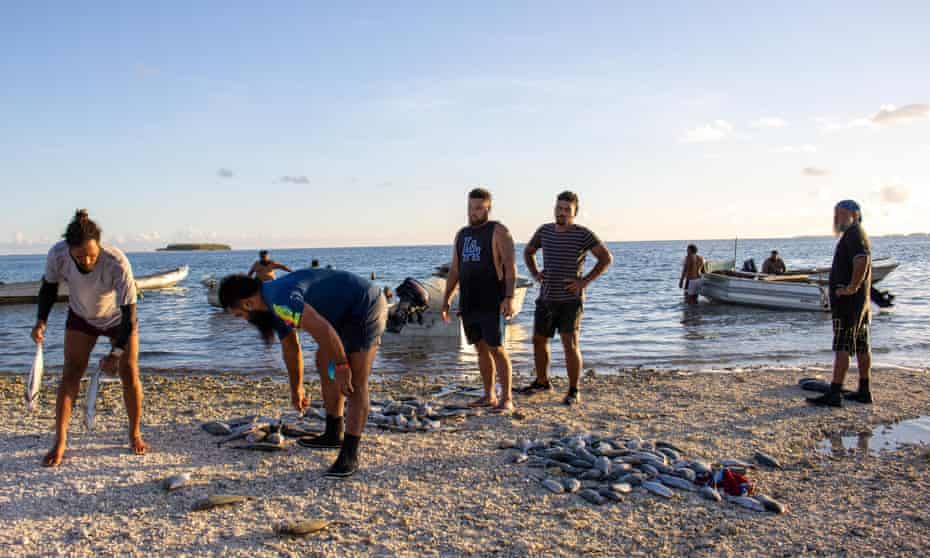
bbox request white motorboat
[700,270,829,311]
[787,257,899,284]
[0,265,190,305]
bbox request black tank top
[456,221,503,313]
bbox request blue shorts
[462,312,505,347]
[338,290,386,353]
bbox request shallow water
[0,235,927,376]
[816,416,930,456]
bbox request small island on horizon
[156,243,231,251]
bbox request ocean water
[0,236,927,377]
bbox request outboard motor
[386,278,431,333]
[870,286,895,308]
[742,258,757,273]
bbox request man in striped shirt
[519,191,613,405]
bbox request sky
[1,1,928,254]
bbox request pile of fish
[201,392,483,448]
[501,432,787,513]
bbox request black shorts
[66,309,133,340]
[832,313,870,355]
[462,312,505,347]
[339,292,387,354]
[534,300,583,338]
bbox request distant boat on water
[157,243,231,251]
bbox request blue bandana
[835,199,861,212]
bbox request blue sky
[1,1,928,254]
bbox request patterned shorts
[832,317,870,355]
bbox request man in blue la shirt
[218,268,386,478]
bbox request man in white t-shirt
[31,210,147,466]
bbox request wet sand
[1,366,928,557]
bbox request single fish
[84,367,102,431]
[579,489,606,505]
[610,482,633,494]
[688,460,712,475]
[275,519,331,537]
[217,422,269,447]
[162,473,192,491]
[231,442,285,452]
[754,451,784,470]
[727,495,766,512]
[598,487,624,502]
[755,494,787,514]
[655,441,686,454]
[639,463,660,478]
[24,343,44,411]
[673,467,697,482]
[594,456,611,475]
[699,485,722,502]
[201,421,233,436]
[192,494,252,511]
[658,474,696,492]
[541,479,565,494]
[642,480,674,499]
[580,470,604,481]
[562,478,582,493]
[657,447,681,462]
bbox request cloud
[751,117,787,129]
[879,184,910,204]
[279,175,310,185]
[774,145,817,154]
[871,104,930,126]
[680,120,733,143]
[217,168,234,179]
[802,167,830,177]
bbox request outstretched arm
[273,261,293,273]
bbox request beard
[247,310,278,345]
[469,214,489,226]
[833,221,851,235]
[556,215,567,225]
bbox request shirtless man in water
[248,250,293,282]
[679,244,705,304]
[32,210,147,466]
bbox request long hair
[63,209,101,246]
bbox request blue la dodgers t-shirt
[261,269,378,340]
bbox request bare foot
[491,399,514,414]
[468,395,498,408]
[42,444,66,467]
[131,436,149,455]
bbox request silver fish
[727,496,766,512]
[202,421,233,436]
[84,367,102,431]
[755,494,787,514]
[639,463,659,478]
[754,452,783,470]
[598,487,624,502]
[642,480,673,499]
[162,473,192,491]
[25,343,44,411]
[594,456,611,475]
[658,474,696,492]
[673,467,696,482]
[610,483,633,494]
[579,489,606,505]
[542,479,565,494]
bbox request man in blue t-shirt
[218,268,386,478]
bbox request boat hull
[700,272,829,312]
[0,266,190,305]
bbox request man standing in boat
[761,250,787,275]
[248,250,293,282]
[30,210,147,466]
[809,200,873,407]
[679,244,705,304]
[217,268,386,478]
[519,191,613,405]
[441,188,518,413]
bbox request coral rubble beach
[0,367,928,557]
